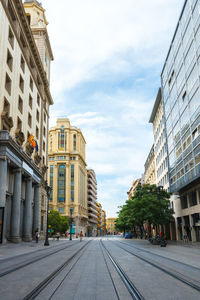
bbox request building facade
[127,178,142,200]
[48,118,88,236]
[97,202,102,236]
[87,169,98,237]
[144,145,156,185]
[0,0,53,244]
[106,218,117,235]
[161,0,200,242]
[101,210,106,236]
[149,88,177,240]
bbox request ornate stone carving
[1,111,13,131]
[25,141,34,156]
[34,153,42,165]
[15,129,25,146]
[41,164,48,175]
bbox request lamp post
[69,208,73,241]
[158,185,164,237]
[44,181,52,246]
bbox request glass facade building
[161,0,200,193]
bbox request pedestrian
[80,231,83,242]
[35,228,39,243]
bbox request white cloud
[42,0,184,217]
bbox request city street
[0,237,200,300]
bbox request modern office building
[106,218,117,235]
[161,0,200,241]
[87,169,98,237]
[144,145,156,185]
[0,0,53,243]
[48,118,88,236]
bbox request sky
[41,0,184,217]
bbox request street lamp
[69,208,73,241]
[44,181,52,246]
[158,185,164,237]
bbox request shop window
[189,191,197,206]
[181,195,188,209]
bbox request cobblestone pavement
[0,237,199,300]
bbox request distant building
[87,169,98,237]
[144,145,156,185]
[101,210,106,236]
[0,0,53,244]
[97,202,102,236]
[48,118,88,236]
[127,178,142,200]
[106,218,117,235]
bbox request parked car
[125,233,132,239]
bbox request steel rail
[100,240,145,300]
[116,240,200,272]
[113,241,200,292]
[0,241,86,278]
[22,240,91,300]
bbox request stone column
[10,168,22,243]
[33,184,40,232]
[23,177,33,242]
[0,157,8,244]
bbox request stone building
[87,169,98,237]
[106,218,117,235]
[0,0,53,244]
[144,145,156,185]
[48,118,88,236]
[127,178,142,200]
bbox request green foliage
[48,210,69,234]
[117,184,174,230]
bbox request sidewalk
[0,238,70,260]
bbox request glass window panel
[182,20,192,50]
[176,64,185,89]
[187,64,198,91]
[180,107,190,134]
[189,87,200,117]
[184,41,195,68]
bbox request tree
[117,184,174,237]
[48,210,69,234]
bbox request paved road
[0,237,199,300]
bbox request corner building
[48,119,88,236]
[0,0,53,243]
[161,0,200,242]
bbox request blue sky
[42,0,184,217]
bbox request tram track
[116,240,200,272]
[0,241,86,278]
[100,240,145,300]
[22,240,91,300]
[111,240,200,293]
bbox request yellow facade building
[97,202,102,236]
[106,218,117,235]
[48,118,88,236]
[144,145,156,185]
